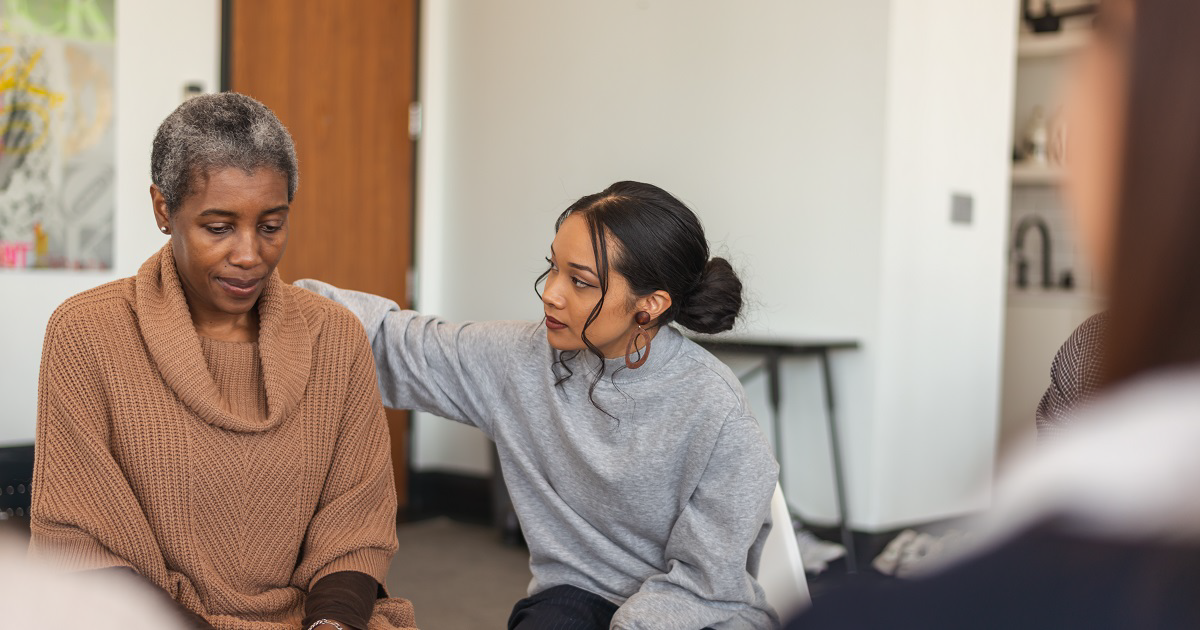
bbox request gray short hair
[150,92,298,213]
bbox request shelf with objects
[999,0,1105,458]
[1017,29,1090,59]
[1010,163,1063,186]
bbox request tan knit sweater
[30,244,416,630]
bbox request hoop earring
[625,311,652,369]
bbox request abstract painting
[0,0,114,270]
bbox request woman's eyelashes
[545,257,595,290]
[203,223,284,235]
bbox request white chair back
[757,483,811,620]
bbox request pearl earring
[160,226,169,234]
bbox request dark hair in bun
[675,257,743,334]
[536,181,743,415]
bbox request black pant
[508,585,618,630]
[508,585,715,630]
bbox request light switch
[182,83,204,102]
[951,193,973,225]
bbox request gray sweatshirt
[296,280,781,630]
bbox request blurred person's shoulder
[0,532,185,629]
[1000,364,1200,542]
[1073,364,1200,444]
[1056,311,1108,387]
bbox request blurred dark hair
[1102,0,1200,386]
[536,181,742,414]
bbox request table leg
[819,349,857,573]
[765,350,784,488]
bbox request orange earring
[625,311,652,369]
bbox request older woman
[29,93,415,630]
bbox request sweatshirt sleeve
[29,308,168,581]
[293,324,400,591]
[294,279,527,437]
[610,415,781,630]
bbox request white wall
[869,0,1017,525]
[413,0,892,480]
[0,0,221,445]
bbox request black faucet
[1013,215,1053,289]
[1022,0,1098,33]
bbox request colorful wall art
[0,0,115,270]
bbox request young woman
[30,93,415,630]
[789,0,1200,627]
[299,181,780,630]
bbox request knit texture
[198,337,269,423]
[30,244,416,630]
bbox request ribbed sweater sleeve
[294,279,524,438]
[29,304,169,582]
[610,414,781,630]
[291,320,400,591]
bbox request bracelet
[306,620,345,630]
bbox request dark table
[695,336,861,573]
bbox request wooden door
[226,0,417,510]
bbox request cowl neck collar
[135,244,311,433]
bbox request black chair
[0,444,34,530]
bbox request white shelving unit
[1011,163,1063,186]
[1011,29,1087,188]
[999,10,1103,458]
[1017,30,1090,59]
